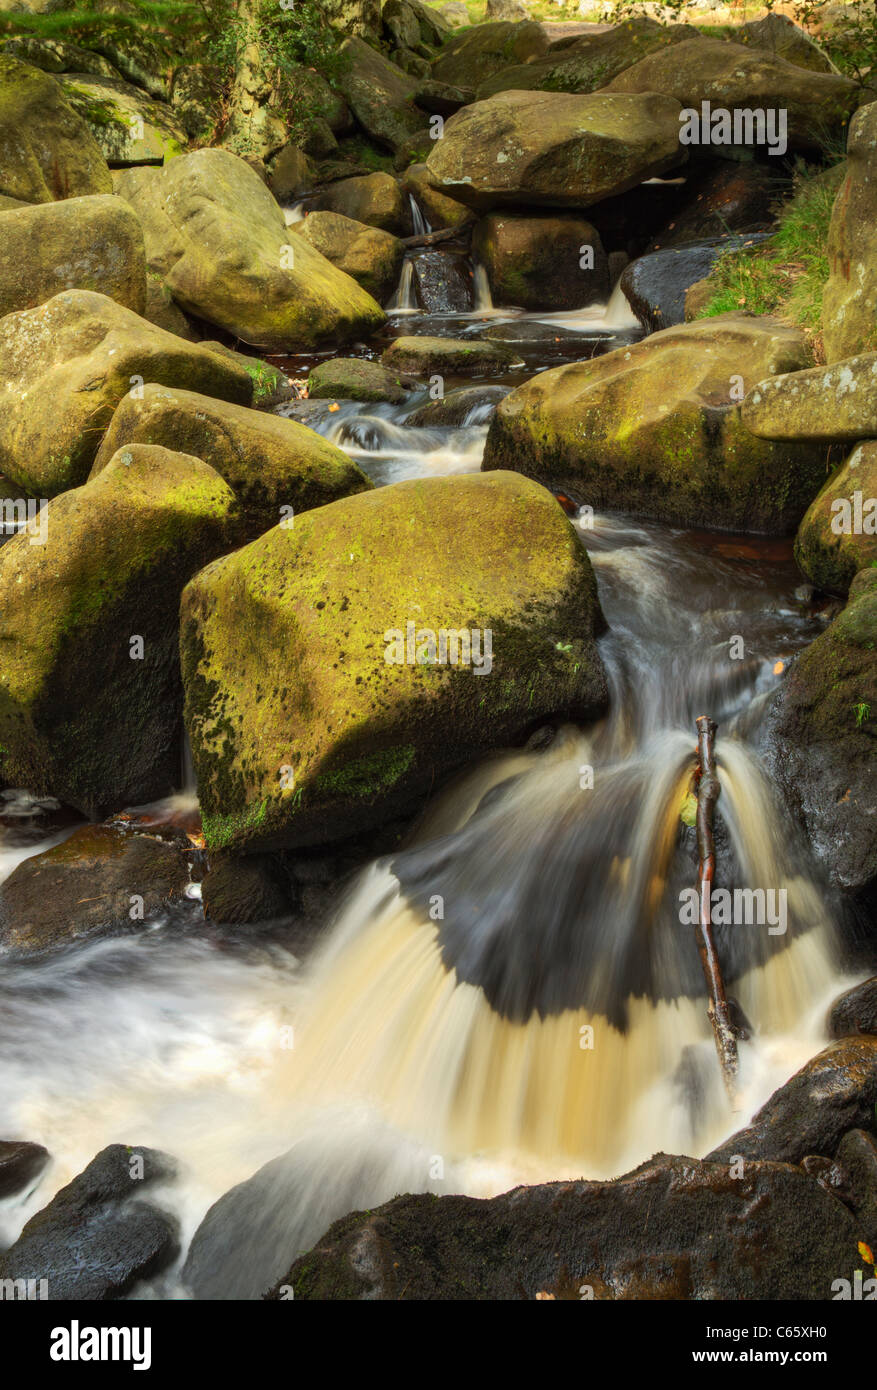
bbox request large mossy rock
[307,357,415,404]
[430,20,549,89]
[0,54,113,203]
[472,213,608,311]
[823,101,877,364]
[114,149,385,352]
[767,568,877,902]
[0,35,122,80]
[0,193,146,319]
[309,172,410,234]
[0,443,237,818]
[89,383,372,540]
[59,73,187,166]
[424,89,684,211]
[476,16,695,97]
[0,289,252,496]
[483,313,827,534]
[742,352,877,442]
[794,442,877,597]
[335,35,424,152]
[740,12,839,74]
[604,37,857,153]
[291,211,403,305]
[180,472,608,853]
[268,1152,863,1300]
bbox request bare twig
[693,714,738,1098]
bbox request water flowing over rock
[0,53,113,202]
[823,100,877,364]
[793,442,877,597]
[180,472,607,853]
[0,289,252,496]
[0,444,237,818]
[424,89,685,212]
[0,193,146,318]
[483,313,827,533]
[113,149,385,352]
[0,1140,49,1199]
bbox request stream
[0,210,863,1299]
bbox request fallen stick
[399,226,470,250]
[693,713,739,1098]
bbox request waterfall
[472,261,494,311]
[386,257,418,312]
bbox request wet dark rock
[411,250,472,313]
[0,1140,50,1200]
[0,1144,178,1300]
[706,1035,877,1166]
[0,824,192,959]
[829,977,877,1039]
[404,384,509,427]
[267,1152,863,1299]
[201,854,294,925]
[829,1129,877,1247]
[620,234,770,332]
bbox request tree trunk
[224,0,287,161]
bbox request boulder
[831,1129,877,1250]
[0,289,252,496]
[404,384,509,426]
[0,443,237,818]
[88,29,171,101]
[483,313,827,533]
[830,978,877,1038]
[383,0,422,52]
[266,142,314,201]
[0,1140,50,1199]
[170,63,220,143]
[0,53,113,203]
[742,352,877,443]
[141,270,199,339]
[411,250,471,312]
[648,162,780,250]
[0,824,191,958]
[292,212,402,303]
[269,1152,863,1300]
[424,89,685,212]
[405,0,454,46]
[438,2,469,27]
[310,171,410,235]
[793,442,877,597]
[113,150,385,351]
[430,20,550,89]
[472,213,609,311]
[0,1144,178,1301]
[707,1035,877,1165]
[0,193,146,319]
[59,74,186,165]
[823,101,877,364]
[201,854,293,925]
[307,357,415,404]
[400,162,475,230]
[621,235,769,333]
[767,567,877,900]
[740,12,839,74]
[381,334,522,375]
[0,35,122,80]
[335,35,424,152]
[197,341,295,409]
[413,78,473,117]
[605,37,858,154]
[89,382,372,537]
[477,16,696,97]
[180,472,608,853]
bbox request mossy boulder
[0,193,146,318]
[400,163,475,230]
[604,37,857,153]
[381,334,522,375]
[89,382,372,540]
[794,442,877,597]
[0,54,113,203]
[739,13,839,75]
[307,357,415,404]
[180,471,608,853]
[767,567,877,900]
[266,143,314,201]
[424,89,684,212]
[335,35,424,153]
[0,824,191,958]
[472,213,609,311]
[823,101,877,364]
[483,313,828,534]
[0,289,252,496]
[311,172,410,235]
[0,443,237,818]
[430,20,549,89]
[60,74,186,166]
[742,352,877,442]
[196,341,294,409]
[477,16,696,98]
[292,211,403,304]
[114,149,385,352]
[1,36,121,80]
[142,271,200,340]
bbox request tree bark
[693,714,739,1098]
